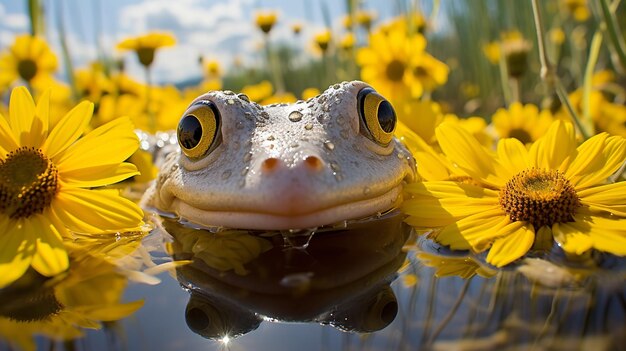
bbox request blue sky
[0,1,412,83]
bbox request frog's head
[143,81,416,230]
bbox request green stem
[28,0,41,36]
[581,32,603,134]
[498,52,513,106]
[597,0,626,71]
[530,0,591,140]
[55,0,78,102]
[264,35,285,94]
[145,67,155,133]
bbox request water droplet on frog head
[288,111,303,122]
[324,140,335,150]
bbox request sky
[0,0,406,84]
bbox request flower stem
[264,35,285,94]
[596,0,626,71]
[145,67,155,133]
[530,0,591,140]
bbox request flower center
[508,128,532,144]
[385,59,406,82]
[17,59,38,82]
[137,47,155,67]
[0,287,62,322]
[499,168,581,228]
[0,147,59,219]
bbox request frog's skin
[142,81,416,230]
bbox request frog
[141,81,416,230]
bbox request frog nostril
[303,155,324,172]
[261,157,281,173]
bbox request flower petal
[51,187,144,234]
[9,86,38,147]
[30,215,69,277]
[486,222,534,267]
[565,215,626,255]
[436,122,504,187]
[55,117,138,172]
[61,162,140,188]
[42,101,93,160]
[529,120,577,170]
[34,89,51,143]
[552,222,593,255]
[496,137,529,178]
[579,182,626,217]
[571,135,626,189]
[0,113,18,155]
[0,218,36,288]
[435,209,509,251]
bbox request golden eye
[357,87,396,145]
[177,101,221,159]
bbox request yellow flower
[482,41,501,65]
[491,102,556,144]
[395,99,445,144]
[117,32,176,67]
[564,71,626,137]
[241,80,273,103]
[549,28,566,45]
[356,10,376,31]
[0,34,58,88]
[412,53,449,93]
[0,248,143,350]
[262,92,297,105]
[357,27,427,100]
[291,22,303,35]
[255,10,278,34]
[417,252,496,279]
[202,59,221,79]
[403,120,626,266]
[74,63,114,102]
[562,0,590,21]
[0,87,144,287]
[301,87,320,100]
[339,33,356,51]
[313,29,332,53]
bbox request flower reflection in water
[395,236,626,350]
[0,242,145,351]
[161,211,411,340]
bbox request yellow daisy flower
[491,102,556,144]
[0,34,58,88]
[313,29,332,54]
[255,10,278,34]
[412,53,449,93]
[0,87,144,288]
[117,32,176,67]
[356,10,377,31]
[403,120,626,267]
[357,27,426,100]
[301,87,320,100]
[562,0,590,21]
[241,80,273,103]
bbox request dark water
[1,212,625,351]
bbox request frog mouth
[168,184,404,230]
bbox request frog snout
[259,155,325,174]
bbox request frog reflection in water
[142,81,416,230]
[163,211,410,339]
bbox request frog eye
[177,101,221,159]
[357,87,396,145]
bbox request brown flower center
[137,47,155,67]
[385,59,406,82]
[499,168,581,228]
[17,59,38,82]
[0,147,59,219]
[508,128,532,144]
